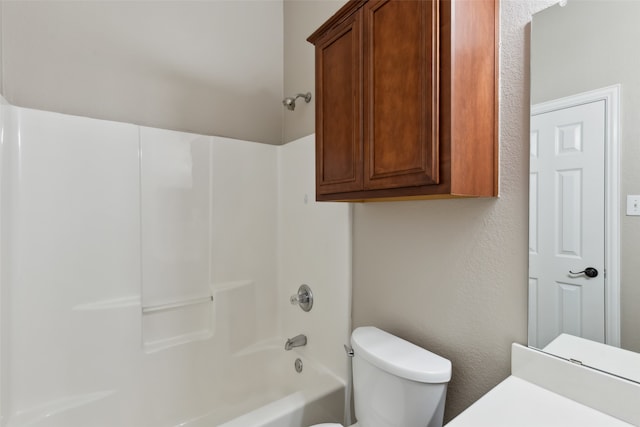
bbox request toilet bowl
[311,326,452,427]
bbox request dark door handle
[569,267,598,278]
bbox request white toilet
[312,326,452,427]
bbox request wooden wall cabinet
[308,0,499,202]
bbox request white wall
[0,1,284,145]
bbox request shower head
[282,92,312,111]
[283,97,296,111]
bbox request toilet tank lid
[351,327,452,383]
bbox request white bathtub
[4,343,344,427]
[174,345,345,427]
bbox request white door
[529,100,606,349]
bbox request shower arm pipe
[141,294,213,314]
[292,92,312,103]
[282,92,312,111]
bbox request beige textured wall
[1,1,283,145]
[282,0,558,421]
[531,0,640,353]
[283,0,346,143]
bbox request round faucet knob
[290,284,313,312]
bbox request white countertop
[446,376,633,427]
[543,334,640,383]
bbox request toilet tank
[351,327,452,427]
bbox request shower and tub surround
[0,101,351,426]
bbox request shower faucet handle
[289,294,305,304]
[290,284,313,312]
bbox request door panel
[529,100,606,348]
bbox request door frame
[531,84,621,347]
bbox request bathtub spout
[285,334,307,350]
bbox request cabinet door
[315,10,363,196]
[363,0,439,190]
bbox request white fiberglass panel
[140,127,214,351]
[0,96,11,425]
[5,107,140,420]
[277,135,352,380]
[140,127,212,302]
[210,136,279,343]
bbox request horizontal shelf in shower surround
[141,294,213,314]
[142,291,215,353]
[211,280,255,291]
[73,296,141,311]
[142,280,264,354]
